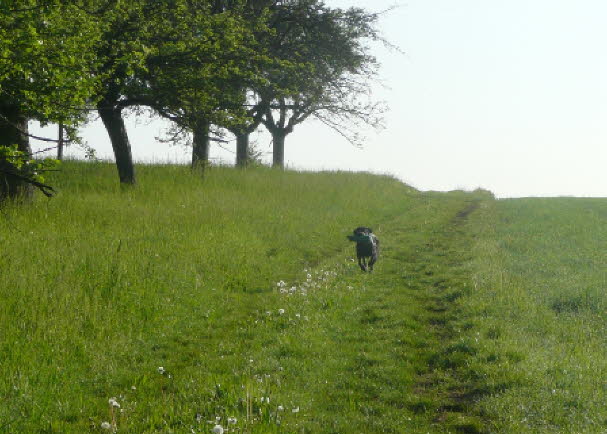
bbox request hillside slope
[6,162,603,433]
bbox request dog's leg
[369,252,377,272]
[358,256,367,272]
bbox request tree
[256,2,383,168]
[89,0,161,185]
[141,0,273,170]
[88,0,272,180]
[0,1,100,201]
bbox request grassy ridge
[1,162,427,432]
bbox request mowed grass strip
[461,198,607,433]
[238,190,493,433]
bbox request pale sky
[32,0,607,198]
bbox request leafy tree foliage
[254,1,384,168]
[0,0,387,198]
[87,0,275,180]
[140,1,270,170]
[0,0,101,200]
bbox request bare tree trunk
[98,103,136,185]
[192,119,210,170]
[235,132,249,168]
[0,102,33,202]
[57,122,64,160]
[272,130,286,169]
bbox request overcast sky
[32,0,607,198]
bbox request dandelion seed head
[228,417,237,424]
[101,421,112,430]
[212,424,224,434]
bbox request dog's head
[353,226,373,236]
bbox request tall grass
[0,161,418,432]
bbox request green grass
[0,161,444,433]
[3,160,606,433]
[462,198,607,433]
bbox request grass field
[1,161,605,433]
[464,198,607,433]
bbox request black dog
[347,226,380,272]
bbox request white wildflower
[277,405,284,411]
[227,417,237,424]
[158,366,165,374]
[108,397,120,408]
[278,309,285,315]
[212,424,224,434]
[101,421,112,430]
[292,406,300,413]
[131,385,136,391]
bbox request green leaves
[0,1,102,124]
[0,144,60,195]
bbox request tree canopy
[0,0,102,200]
[0,0,388,198]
